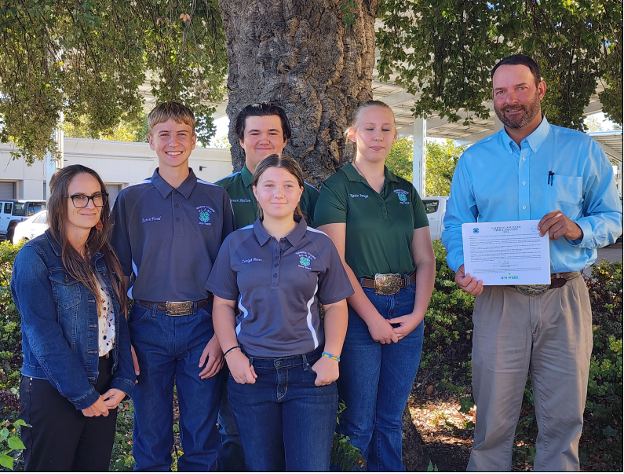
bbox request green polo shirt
[216,165,320,229]
[314,162,429,279]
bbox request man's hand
[538,211,583,241]
[198,334,224,379]
[131,345,140,378]
[455,265,484,296]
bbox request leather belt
[134,295,213,316]
[512,271,581,296]
[361,271,416,295]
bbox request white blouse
[96,274,115,357]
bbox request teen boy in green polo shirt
[216,103,319,228]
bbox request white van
[423,196,448,241]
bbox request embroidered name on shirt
[394,189,410,204]
[142,216,162,223]
[295,251,316,270]
[231,199,252,203]
[350,194,369,199]
[241,258,263,264]
[196,206,216,226]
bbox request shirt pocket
[49,270,82,309]
[550,175,583,219]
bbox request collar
[44,229,103,261]
[253,215,307,247]
[342,162,400,184]
[241,165,254,188]
[151,168,197,199]
[501,115,551,154]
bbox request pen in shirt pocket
[548,171,555,186]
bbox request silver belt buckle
[165,301,193,316]
[374,273,402,295]
[514,284,550,296]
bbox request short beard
[495,90,542,129]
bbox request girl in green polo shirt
[315,100,436,471]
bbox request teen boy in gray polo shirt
[111,102,235,471]
[216,103,319,228]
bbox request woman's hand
[226,351,257,384]
[387,312,425,340]
[102,388,126,409]
[311,356,339,386]
[367,315,399,344]
[81,396,109,417]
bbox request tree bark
[218,0,377,186]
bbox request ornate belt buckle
[166,301,193,316]
[514,284,550,296]
[374,273,401,295]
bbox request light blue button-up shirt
[442,116,622,273]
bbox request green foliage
[425,140,465,197]
[62,111,149,143]
[427,460,439,471]
[376,0,623,130]
[340,0,357,28]
[331,401,365,470]
[385,138,465,196]
[0,419,28,470]
[0,0,227,163]
[386,137,414,182]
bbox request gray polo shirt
[111,168,235,302]
[205,217,354,358]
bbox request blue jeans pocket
[128,303,151,326]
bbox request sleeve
[11,247,100,410]
[220,189,236,243]
[313,179,348,227]
[301,183,320,227]
[205,236,240,301]
[570,140,623,248]
[316,238,355,305]
[441,154,479,272]
[411,187,429,229]
[110,191,133,277]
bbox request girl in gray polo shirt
[206,155,354,471]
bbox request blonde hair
[148,101,196,134]
[349,100,396,131]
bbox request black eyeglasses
[64,193,109,208]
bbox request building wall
[0,139,234,200]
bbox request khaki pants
[467,275,592,471]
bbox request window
[3,203,12,214]
[27,203,44,216]
[12,203,25,216]
[423,200,439,214]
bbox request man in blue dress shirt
[442,54,622,471]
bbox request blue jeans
[128,303,224,471]
[336,282,424,471]
[216,375,246,471]
[228,346,338,471]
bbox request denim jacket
[11,230,135,410]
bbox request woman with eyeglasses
[11,164,135,471]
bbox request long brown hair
[48,165,127,312]
[251,154,304,221]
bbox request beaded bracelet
[224,346,241,358]
[322,352,340,362]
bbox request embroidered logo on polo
[231,198,252,203]
[241,258,263,264]
[141,216,162,223]
[349,193,369,199]
[295,251,316,270]
[394,189,410,204]
[196,206,216,226]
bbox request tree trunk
[218,0,377,186]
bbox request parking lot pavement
[583,241,622,277]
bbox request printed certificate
[462,220,550,285]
